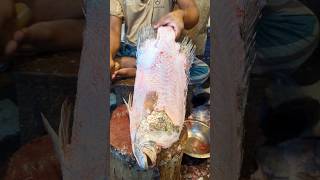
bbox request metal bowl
[184,120,210,158]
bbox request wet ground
[181,155,210,179]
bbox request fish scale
[124,26,194,169]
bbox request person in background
[0,0,84,70]
[254,0,319,80]
[110,0,210,86]
[254,0,320,146]
[0,0,210,86]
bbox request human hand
[110,57,116,75]
[154,10,185,40]
[111,56,136,80]
[112,68,136,80]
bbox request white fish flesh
[124,26,195,169]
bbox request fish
[124,25,195,169]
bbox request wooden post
[61,0,109,179]
[212,0,263,179]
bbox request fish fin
[133,141,158,169]
[41,113,64,163]
[133,144,149,170]
[123,93,133,110]
[59,98,73,150]
[142,145,157,167]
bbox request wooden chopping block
[110,105,188,180]
[4,104,187,180]
[4,135,61,180]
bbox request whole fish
[124,26,195,169]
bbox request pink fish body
[124,26,194,169]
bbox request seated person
[254,0,319,79]
[1,0,210,87]
[110,0,210,86]
[0,0,84,64]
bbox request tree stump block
[110,105,188,180]
[4,135,61,180]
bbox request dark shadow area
[241,1,320,178]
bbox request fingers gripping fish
[124,26,195,169]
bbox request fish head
[133,140,159,170]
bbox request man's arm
[176,0,199,29]
[110,15,122,73]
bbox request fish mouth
[133,141,159,170]
[132,110,181,169]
